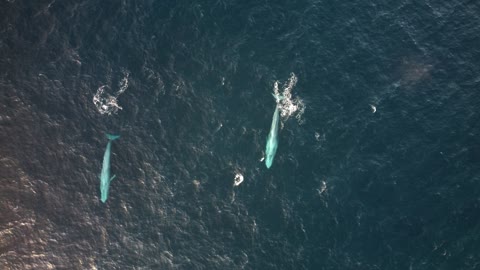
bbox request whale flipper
[109,175,116,183]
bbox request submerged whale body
[100,133,120,203]
[265,94,282,169]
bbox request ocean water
[1,0,480,269]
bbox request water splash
[93,72,129,115]
[273,72,305,124]
[233,172,244,187]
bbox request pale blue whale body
[100,134,120,203]
[265,94,282,168]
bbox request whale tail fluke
[106,134,120,141]
[266,160,273,169]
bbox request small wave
[93,72,129,115]
[273,72,305,124]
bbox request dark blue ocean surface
[1,0,480,269]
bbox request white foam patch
[273,72,305,124]
[93,71,129,115]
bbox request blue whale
[265,94,282,168]
[100,133,120,203]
